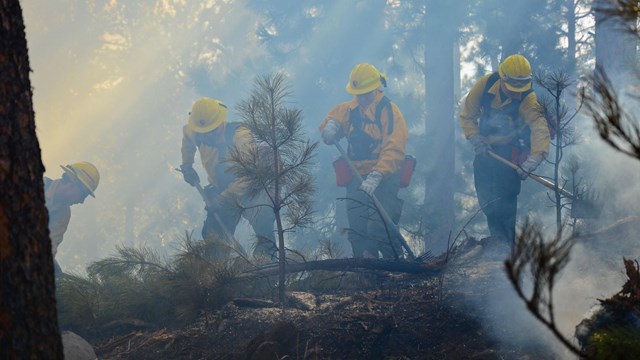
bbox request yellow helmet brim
[345,73,386,95]
[346,81,380,95]
[60,165,96,197]
[188,116,225,133]
[187,98,228,133]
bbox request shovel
[194,182,249,257]
[487,150,602,219]
[175,168,248,257]
[334,142,415,259]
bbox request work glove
[468,135,489,156]
[321,120,341,145]
[180,163,200,186]
[360,171,383,196]
[517,154,543,180]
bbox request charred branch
[582,66,640,160]
[505,219,586,357]
[238,258,444,279]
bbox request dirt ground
[88,236,572,360]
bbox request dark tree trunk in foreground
[0,0,63,358]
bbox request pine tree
[230,73,318,304]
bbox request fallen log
[232,298,278,308]
[238,258,444,279]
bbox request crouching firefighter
[179,97,278,259]
[45,161,100,276]
[320,63,410,259]
[459,54,550,244]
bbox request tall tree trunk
[565,0,578,77]
[594,0,638,89]
[496,0,522,58]
[275,210,286,306]
[0,0,63,358]
[562,0,579,114]
[422,2,457,256]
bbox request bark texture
[0,0,63,358]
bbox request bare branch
[505,219,586,357]
[581,66,640,159]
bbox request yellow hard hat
[188,98,228,133]
[498,54,532,92]
[346,63,387,95]
[60,161,100,197]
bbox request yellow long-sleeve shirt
[320,91,409,176]
[460,73,550,157]
[181,123,253,197]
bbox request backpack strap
[480,72,502,112]
[374,96,394,135]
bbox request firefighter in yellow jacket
[44,161,100,275]
[320,63,409,259]
[460,54,550,243]
[179,97,276,258]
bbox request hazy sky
[21,1,421,271]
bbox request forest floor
[89,236,575,360]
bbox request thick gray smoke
[22,0,640,355]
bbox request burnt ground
[91,238,566,360]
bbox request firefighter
[44,161,100,275]
[320,63,409,259]
[460,54,550,244]
[179,97,277,258]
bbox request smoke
[21,0,640,356]
[22,1,417,272]
[23,0,269,272]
